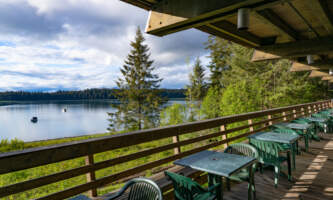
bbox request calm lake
[0,100,185,142]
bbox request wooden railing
[0,100,331,200]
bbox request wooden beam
[298,59,333,69]
[208,21,264,47]
[146,0,286,36]
[253,8,299,41]
[256,37,333,57]
[309,70,329,78]
[290,62,318,72]
[251,50,281,62]
[304,0,333,34]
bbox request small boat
[31,117,38,123]
[62,108,67,112]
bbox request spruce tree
[108,27,163,131]
[205,36,232,88]
[186,57,207,120]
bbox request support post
[301,107,305,116]
[172,135,181,155]
[282,112,287,121]
[267,115,273,126]
[221,125,228,148]
[85,154,97,197]
[293,109,297,119]
[248,119,254,132]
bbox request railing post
[267,115,273,126]
[85,154,97,197]
[314,104,317,112]
[221,125,228,148]
[308,105,312,114]
[248,119,254,132]
[292,109,297,119]
[282,112,287,121]
[172,135,181,154]
[301,107,305,116]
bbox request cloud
[0,0,209,91]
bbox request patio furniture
[165,171,220,200]
[312,113,333,133]
[273,123,311,152]
[224,143,259,200]
[292,118,320,141]
[248,132,298,187]
[174,150,257,200]
[107,178,163,200]
[305,117,328,135]
[69,195,91,200]
[270,127,299,169]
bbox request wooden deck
[224,134,333,200]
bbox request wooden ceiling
[121,0,333,73]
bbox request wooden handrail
[0,100,330,199]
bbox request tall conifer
[108,27,163,131]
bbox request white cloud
[0,0,209,91]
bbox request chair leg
[274,166,280,188]
[251,173,256,200]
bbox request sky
[0,0,210,91]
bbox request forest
[0,88,186,101]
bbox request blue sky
[0,0,210,91]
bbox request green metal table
[278,122,311,151]
[174,150,256,200]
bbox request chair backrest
[114,178,163,200]
[249,139,284,165]
[272,127,298,135]
[164,171,206,200]
[224,143,258,159]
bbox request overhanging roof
[121,0,333,72]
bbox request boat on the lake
[62,108,67,112]
[31,117,38,123]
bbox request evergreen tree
[186,57,207,120]
[205,36,231,88]
[108,27,163,131]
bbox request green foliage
[205,36,231,88]
[160,104,187,126]
[201,86,221,119]
[109,27,163,131]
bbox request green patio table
[278,122,311,151]
[174,150,256,200]
[305,117,328,134]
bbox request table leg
[287,151,292,182]
[208,174,223,200]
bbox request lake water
[0,100,185,142]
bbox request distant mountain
[0,88,186,101]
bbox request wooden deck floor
[224,134,333,200]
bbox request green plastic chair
[312,112,333,133]
[224,143,258,200]
[292,119,320,141]
[165,171,220,200]
[270,128,298,170]
[271,124,309,152]
[249,138,292,188]
[107,178,163,200]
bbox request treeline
[0,88,186,101]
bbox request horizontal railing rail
[0,100,331,200]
